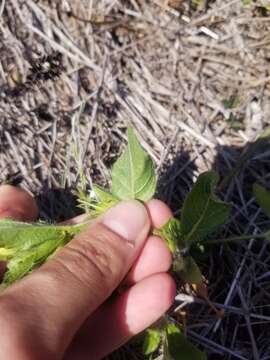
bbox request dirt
[1,1,270,359]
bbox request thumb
[0,200,150,359]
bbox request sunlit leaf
[0,219,86,250]
[0,219,89,286]
[142,328,161,356]
[154,218,183,253]
[0,247,16,260]
[2,235,67,286]
[111,127,157,201]
[77,184,119,216]
[92,184,117,202]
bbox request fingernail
[102,201,148,243]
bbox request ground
[1,0,270,359]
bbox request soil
[1,1,270,359]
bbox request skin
[0,185,176,360]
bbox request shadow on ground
[156,136,270,360]
[36,187,84,222]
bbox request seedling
[0,127,269,359]
[241,0,270,15]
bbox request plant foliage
[3,125,264,360]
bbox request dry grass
[1,0,270,359]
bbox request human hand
[0,185,176,360]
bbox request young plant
[155,171,230,285]
[2,126,266,359]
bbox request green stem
[204,233,268,245]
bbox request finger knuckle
[55,224,126,293]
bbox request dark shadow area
[206,141,270,360]
[36,187,84,223]
[157,147,197,214]
[170,138,270,360]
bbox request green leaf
[253,183,270,218]
[154,218,183,252]
[111,127,157,202]
[2,235,67,286]
[178,256,203,284]
[164,323,206,360]
[223,95,240,110]
[0,219,87,250]
[181,171,230,245]
[0,247,16,260]
[142,328,161,356]
[154,219,203,284]
[92,185,118,202]
[0,220,89,285]
[77,185,119,216]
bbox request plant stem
[204,233,268,245]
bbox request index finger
[0,185,38,222]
